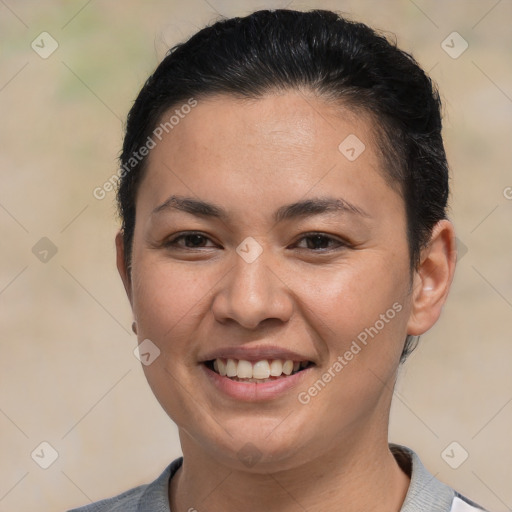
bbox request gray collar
[391,444,455,511]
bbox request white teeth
[269,359,283,376]
[237,360,253,379]
[226,358,237,377]
[252,360,270,379]
[211,358,310,380]
[217,358,227,376]
[282,360,293,375]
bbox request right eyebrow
[152,195,227,220]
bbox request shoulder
[67,482,152,512]
[391,444,489,512]
[66,457,183,512]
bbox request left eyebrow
[151,194,370,222]
[273,197,370,223]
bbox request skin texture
[116,90,456,512]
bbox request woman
[70,9,489,512]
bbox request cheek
[131,258,216,351]
[130,259,216,424]
[291,263,409,427]
[295,259,409,344]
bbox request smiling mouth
[204,358,314,383]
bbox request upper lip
[199,344,315,363]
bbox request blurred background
[1,1,511,511]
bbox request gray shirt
[67,445,488,511]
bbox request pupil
[309,235,327,249]
[188,235,204,247]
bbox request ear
[115,230,133,306]
[407,220,457,336]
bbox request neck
[169,428,410,512]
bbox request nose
[210,248,294,330]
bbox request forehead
[136,91,403,223]
[154,90,369,166]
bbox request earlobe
[115,230,133,306]
[407,220,457,336]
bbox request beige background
[1,1,511,511]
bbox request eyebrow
[151,194,370,222]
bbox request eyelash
[163,231,349,252]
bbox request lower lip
[201,363,313,402]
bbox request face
[117,90,451,472]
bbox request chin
[186,416,319,473]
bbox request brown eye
[165,232,216,249]
[294,233,347,251]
